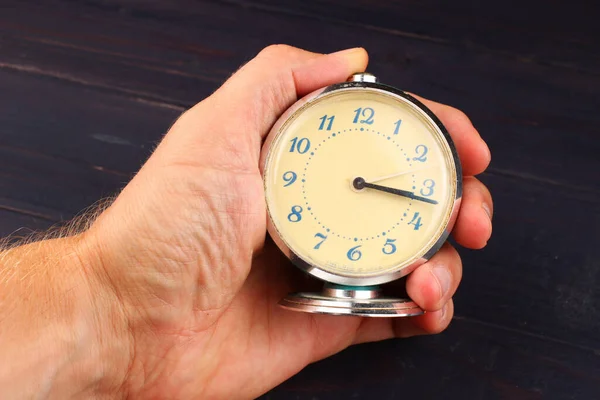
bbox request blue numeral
[420,179,435,196]
[347,245,362,261]
[314,233,327,249]
[283,171,297,187]
[413,145,428,162]
[288,205,303,222]
[408,212,423,230]
[289,137,311,154]
[393,119,402,135]
[353,107,375,124]
[382,239,397,255]
[318,115,335,131]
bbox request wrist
[72,231,133,398]
[0,234,132,398]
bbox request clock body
[260,76,462,287]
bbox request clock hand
[366,165,438,184]
[353,177,439,205]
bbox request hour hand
[353,177,438,205]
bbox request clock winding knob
[349,72,378,83]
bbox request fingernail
[440,303,448,320]
[481,138,492,162]
[433,266,451,298]
[329,47,364,56]
[482,202,492,221]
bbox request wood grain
[224,0,600,74]
[0,0,598,398]
[1,0,597,192]
[263,317,600,399]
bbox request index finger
[409,93,491,176]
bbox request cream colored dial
[263,86,458,282]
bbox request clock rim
[259,80,463,286]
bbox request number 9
[283,171,297,187]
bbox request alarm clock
[260,73,462,317]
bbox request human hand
[75,45,493,399]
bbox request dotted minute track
[301,127,417,242]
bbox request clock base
[278,284,423,317]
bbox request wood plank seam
[0,61,188,111]
[454,315,600,355]
[0,62,596,197]
[216,0,600,76]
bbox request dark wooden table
[1,1,598,398]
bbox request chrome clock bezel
[259,79,463,286]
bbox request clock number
[347,245,363,261]
[289,137,311,154]
[352,107,375,125]
[408,212,423,230]
[413,144,428,162]
[318,115,335,131]
[314,233,327,249]
[393,119,402,135]
[420,179,435,197]
[287,205,303,222]
[382,239,397,255]
[282,171,297,187]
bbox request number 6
[347,245,362,261]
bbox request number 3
[420,179,435,196]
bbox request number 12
[353,107,375,124]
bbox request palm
[193,238,366,398]
[115,162,364,398]
[124,134,398,392]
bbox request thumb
[159,45,369,169]
[215,45,369,141]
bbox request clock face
[263,86,459,284]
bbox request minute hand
[362,182,439,205]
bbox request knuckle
[442,242,460,262]
[441,243,462,280]
[443,105,472,126]
[464,176,493,200]
[452,107,471,122]
[479,182,493,202]
[464,176,482,192]
[463,175,480,185]
[258,44,296,59]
